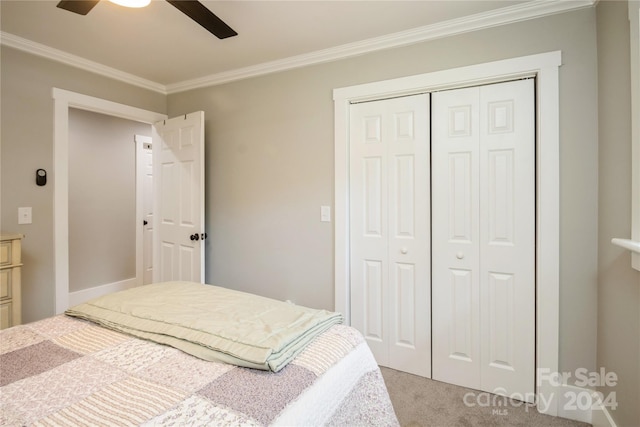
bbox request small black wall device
[36,169,47,186]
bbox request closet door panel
[479,79,535,400]
[350,94,430,377]
[363,259,384,342]
[449,268,474,362]
[432,87,481,389]
[350,101,389,365]
[433,79,535,401]
[387,96,430,378]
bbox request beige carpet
[380,367,591,427]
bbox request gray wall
[596,2,640,426]
[168,7,600,384]
[68,108,151,292]
[0,46,166,323]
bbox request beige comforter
[65,281,343,372]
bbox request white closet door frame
[333,51,561,416]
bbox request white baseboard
[591,402,618,427]
[68,277,139,307]
[553,384,617,427]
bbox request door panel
[364,158,383,236]
[450,268,473,363]
[364,260,384,343]
[350,94,430,377]
[432,86,481,388]
[487,150,514,244]
[449,152,474,242]
[142,141,154,284]
[136,135,154,286]
[479,80,535,399]
[351,101,389,365]
[153,112,205,283]
[432,79,535,401]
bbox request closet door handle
[190,233,200,241]
[456,251,464,259]
[401,247,408,254]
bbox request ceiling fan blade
[57,0,100,15]
[166,0,237,40]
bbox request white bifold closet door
[349,94,431,378]
[431,79,535,401]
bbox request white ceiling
[0,1,587,92]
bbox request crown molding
[166,0,595,94]
[0,31,167,94]
[1,0,595,95]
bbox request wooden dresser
[0,233,23,329]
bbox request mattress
[0,315,399,426]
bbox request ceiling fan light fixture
[57,0,237,39]
[108,0,151,8]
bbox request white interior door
[432,79,535,401]
[136,135,154,285]
[349,94,431,377]
[152,112,205,283]
[141,140,154,285]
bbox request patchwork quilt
[0,315,399,426]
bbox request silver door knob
[401,247,408,254]
[456,252,464,259]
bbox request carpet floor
[380,367,591,427]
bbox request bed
[0,282,399,426]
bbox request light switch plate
[18,207,32,224]
[321,205,331,222]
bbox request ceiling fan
[56,0,237,39]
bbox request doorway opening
[67,108,152,302]
[52,88,166,313]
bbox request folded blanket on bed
[65,281,343,372]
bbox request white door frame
[333,51,561,415]
[52,88,167,313]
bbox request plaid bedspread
[0,315,399,426]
